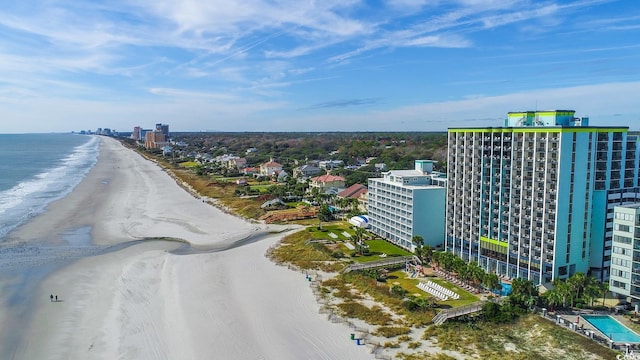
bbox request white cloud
[283,81,640,131]
[403,34,472,48]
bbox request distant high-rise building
[132,126,141,140]
[155,123,170,138]
[446,110,640,285]
[145,131,167,149]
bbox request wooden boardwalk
[432,301,485,325]
[341,255,418,273]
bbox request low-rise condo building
[368,160,446,251]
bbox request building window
[559,266,567,276]
[615,212,635,221]
[614,235,633,244]
[612,280,627,290]
[613,246,629,255]
[612,269,629,278]
[615,224,631,232]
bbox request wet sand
[1,137,371,359]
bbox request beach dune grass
[267,229,345,272]
[421,314,619,360]
[374,326,411,338]
[337,301,393,325]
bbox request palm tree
[524,294,537,310]
[509,278,538,308]
[423,245,434,265]
[468,262,485,288]
[600,281,610,307]
[440,252,455,272]
[552,279,572,308]
[567,272,588,306]
[412,235,424,257]
[585,281,601,307]
[452,257,466,275]
[458,264,472,285]
[544,289,563,311]
[317,204,332,230]
[483,273,501,293]
[432,251,441,268]
[352,227,367,255]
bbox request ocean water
[0,133,99,241]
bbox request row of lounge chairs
[417,282,449,301]
[417,281,460,301]
[433,268,480,294]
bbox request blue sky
[1,0,639,133]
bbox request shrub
[374,326,411,338]
[391,285,408,298]
[337,302,392,325]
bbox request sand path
[3,137,371,359]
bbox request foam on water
[0,136,99,240]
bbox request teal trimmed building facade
[368,160,446,251]
[446,110,640,285]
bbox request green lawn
[179,161,199,168]
[249,184,271,192]
[367,239,413,257]
[307,225,413,264]
[385,270,479,307]
[429,277,480,307]
[307,224,352,240]
[348,239,413,263]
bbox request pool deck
[557,312,640,344]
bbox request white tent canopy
[349,215,369,228]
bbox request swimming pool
[581,315,640,343]
[490,282,512,296]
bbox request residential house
[260,158,283,177]
[319,160,343,170]
[243,167,259,176]
[227,157,247,170]
[337,183,368,212]
[294,164,322,179]
[310,174,346,194]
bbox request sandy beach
[2,137,372,359]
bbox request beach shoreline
[1,137,372,360]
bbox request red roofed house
[260,158,283,177]
[310,174,346,194]
[337,184,368,211]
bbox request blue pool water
[581,315,640,343]
[491,282,512,296]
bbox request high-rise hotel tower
[446,110,640,285]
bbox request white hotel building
[367,160,446,252]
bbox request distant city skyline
[1,1,639,133]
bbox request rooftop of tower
[505,110,588,127]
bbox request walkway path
[432,301,485,325]
[341,256,418,273]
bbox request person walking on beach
[50,294,53,302]
[55,295,58,302]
